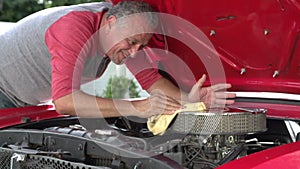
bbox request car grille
[0,148,110,169]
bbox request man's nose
[128,44,141,56]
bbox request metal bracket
[10,153,26,169]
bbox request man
[0,1,234,118]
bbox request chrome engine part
[171,108,267,134]
[154,108,268,168]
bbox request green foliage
[46,0,103,8]
[103,75,141,99]
[0,0,103,22]
[0,0,44,22]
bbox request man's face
[106,33,152,64]
[102,14,155,64]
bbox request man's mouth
[122,50,130,59]
[117,51,129,64]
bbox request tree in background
[102,75,140,99]
[0,0,102,22]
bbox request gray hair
[106,0,158,30]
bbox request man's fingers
[153,93,181,105]
[195,74,206,88]
[215,92,236,99]
[150,93,181,113]
[214,99,235,105]
[165,96,182,109]
[211,83,232,91]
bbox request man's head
[102,0,158,64]
[106,0,158,31]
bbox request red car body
[1,0,300,168]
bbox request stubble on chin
[109,54,122,65]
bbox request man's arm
[53,90,181,118]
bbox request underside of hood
[111,0,300,95]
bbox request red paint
[217,141,300,169]
[0,105,63,128]
[232,101,300,119]
[110,0,300,94]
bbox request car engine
[147,107,267,168]
[0,107,297,169]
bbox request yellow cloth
[147,102,206,135]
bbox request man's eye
[132,41,137,45]
[128,39,137,45]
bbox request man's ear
[106,15,117,29]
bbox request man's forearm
[53,90,144,118]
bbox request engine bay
[0,107,299,169]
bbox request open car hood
[112,0,300,95]
[0,1,300,169]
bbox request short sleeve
[45,11,101,100]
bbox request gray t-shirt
[0,2,112,107]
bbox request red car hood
[1,0,300,128]
[112,0,300,95]
[0,105,63,129]
[0,2,300,168]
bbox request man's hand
[188,74,236,108]
[135,91,182,118]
